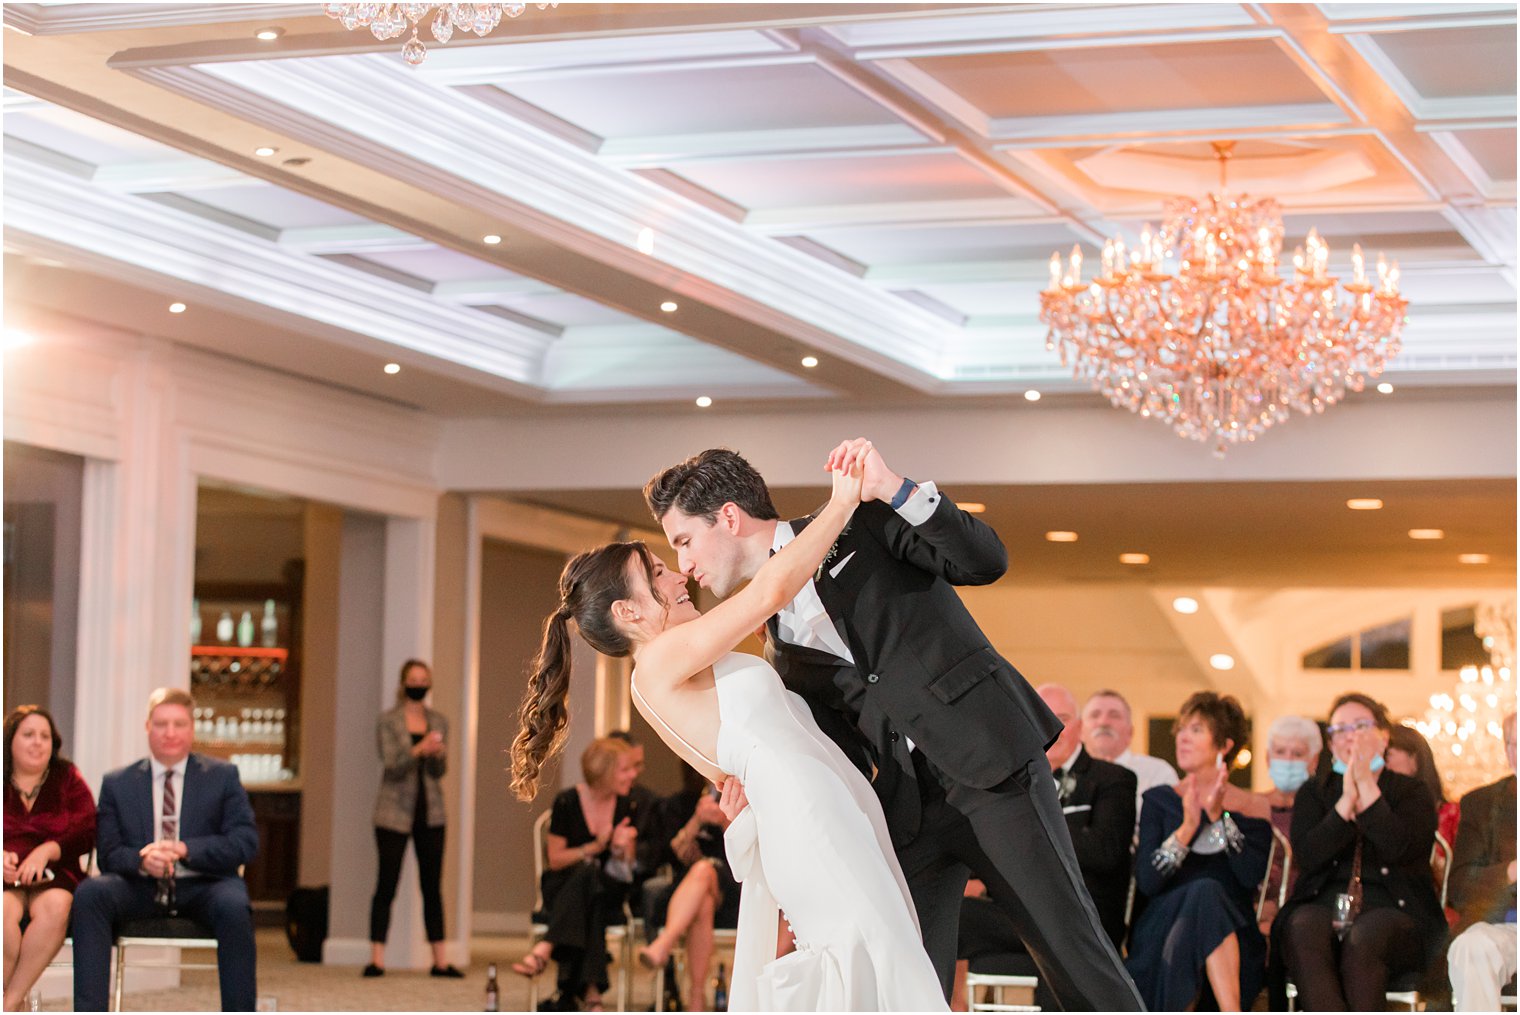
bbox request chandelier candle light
[1040,142,1408,455]
[324,3,557,65]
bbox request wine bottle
[261,599,278,647]
[190,598,202,643]
[216,611,234,644]
[237,611,255,648]
[712,961,728,1012]
[484,963,499,1012]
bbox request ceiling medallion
[324,3,557,66]
[1039,142,1407,456]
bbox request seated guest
[513,736,639,1012]
[1259,714,1321,932]
[954,684,1136,1010]
[1125,692,1271,1012]
[1082,689,1179,824]
[73,688,260,1012]
[3,706,97,1013]
[637,766,738,1009]
[1385,723,1461,850]
[1277,692,1445,1012]
[1447,712,1516,1012]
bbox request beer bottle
[484,962,500,1012]
[711,961,728,1012]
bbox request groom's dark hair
[644,448,779,524]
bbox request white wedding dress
[633,652,946,1012]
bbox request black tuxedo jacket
[96,753,259,880]
[1058,749,1137,946]
[764,497,1063,846]
[1449,773,1517,928]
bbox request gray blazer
[372,705,448,833]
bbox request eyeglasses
[1326,718,1377,739]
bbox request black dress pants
[541,861,630,999]
[1280,902,1426,1011]
[898,754,1144,1011]
[370,823,447,943]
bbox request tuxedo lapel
[128,760,154,845]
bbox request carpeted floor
[41,928,679,1013]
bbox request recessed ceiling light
[482,234,502,245]
[660,301,679,313]
[800,355,819,369]
[255,27,284,40]
[960,503,986,514]
[1459,553,1491,565]
[1377,382,1394,394]
[254,146,278,157]
[383,363,401,375]
[1045,531,1078,543]
[1172,596,1199,615]
[695,395,712,408]
[1210,653,1236,671]
[1347,498,1384,510]
[1119,552,1150,565]
[636,227,655,255]
[168,302,187,314]
[1408,529,1445,540]
[1024,390,1042,402]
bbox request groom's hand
[716,777,750,822]
[824,438,902,503]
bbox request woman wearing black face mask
[366,659,460,978]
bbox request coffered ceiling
[3,2,1515,417]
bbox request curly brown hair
[508,542,662,801]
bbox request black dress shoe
[430,964,465,978]
[362,964,384,978]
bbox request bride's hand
[829,443,867,510]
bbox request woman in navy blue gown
[1126,692,1273,1011]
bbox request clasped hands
[4,845,58,887]
[412,729,446,758]
[823,438,904,505]
[1334,728,1384,821]
[139,838,188,879]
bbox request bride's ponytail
[510,608,575,801]
[509,541,656,801]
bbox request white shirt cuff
[894,480,940,526]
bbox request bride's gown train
[633,652,946,1012]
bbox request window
[1302,617,1411,671]
[1441,606,1492,671]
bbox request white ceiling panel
[3,106,185,165]
[808,221,1093,268]
[908,38,1332,121]
[492,292,642,328]
[1368,26,1517,101]
[357,246,526,286]
[184,182,370,231]
[1450,127,1518,184]
[670,150,1013,211]
[501,61,912,139]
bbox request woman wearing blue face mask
[1259,716,1322,932]
[1276,692,1444,1011]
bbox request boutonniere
[815,520,852,581]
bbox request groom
[645,441,1143,1010]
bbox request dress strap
[630,677,721,771]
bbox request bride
[510,446,946,1012]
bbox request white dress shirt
[771,481,943,752]
[149,756,192,876]
[1115,748,1178,829]
[770,481,942,662]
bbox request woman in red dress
[3,706,96,1011]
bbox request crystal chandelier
[324,3,557,66]
[1414,599,1517,798]
[1040,142,1408,455]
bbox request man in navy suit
[73,687,260,1011]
